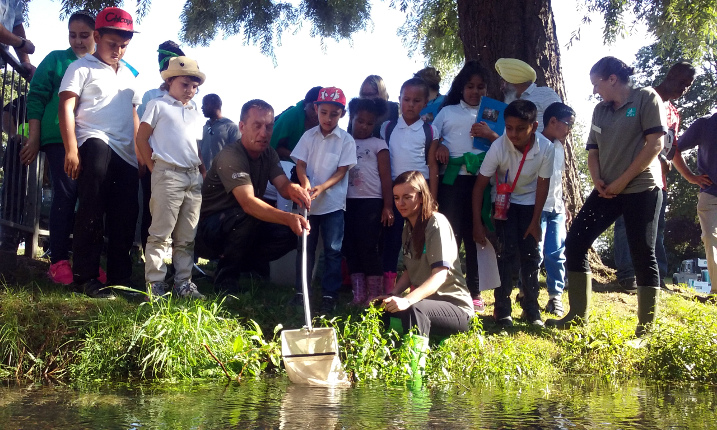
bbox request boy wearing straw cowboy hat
[136,56,207,300]
[495,58,561,133]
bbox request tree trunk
[457,0,613,281]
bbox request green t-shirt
[402,212,475,317]
[586,86,666,194]
[26,48,79,146]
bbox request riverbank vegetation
[1,257,716,387]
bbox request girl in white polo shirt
[136,57,206,300]
[379,78,438,294]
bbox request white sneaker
[175,281,205,299]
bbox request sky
[21,0,654,131]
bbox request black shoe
[82,279,115,299]
[618,278,637,294]
[495,316,513,328]
[214,268,239,293]
[288,293,304,307]
[319,296,337,315]
[520,310,544,327]
[545,297,564,317]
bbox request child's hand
[523,220,542,243]
[309,184,324,200]
[381,206,394,226]
[473,223,487,246]
[20,135,40,165]
[64,151,81,180]
[471,122,498,141]
[435,143,450,164]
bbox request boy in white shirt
[136,56,206,300]
[472,100,555,327]
[291,87,357,314]
[539,102,575,317]
[59,7,141,299]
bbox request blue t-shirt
[676,113,717,197]
[420,95,445,124]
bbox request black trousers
[196,206,297,278]
[493,203,542,320]
[382,298,472,337]
[343,198,383,276]
[566,187,661,287]
[438,175,479,295]
[73,139,138,284]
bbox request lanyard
[495,142,531,192]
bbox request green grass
[1,255,717,387]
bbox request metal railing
[0,46,46,257]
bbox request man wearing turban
[495,58,561,133]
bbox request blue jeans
[296,209,344,299]
[540,210,566,298]
[613,189,668,281]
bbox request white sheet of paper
[476,241,500,291]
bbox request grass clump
[555,311,647,380]
[642,294,717,383]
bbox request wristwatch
[15,37,26,49]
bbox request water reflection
[0,378,714,429]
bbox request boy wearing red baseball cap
[58,7,141,298]
[290,87,357,313]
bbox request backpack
[384,120,434,164]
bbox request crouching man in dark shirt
[196,99,311,291]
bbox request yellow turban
[495,58,537,84]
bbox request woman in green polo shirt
[378,170,475,339]
[20,10,97,285]
[547,56,666,337]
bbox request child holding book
[136,56,206,300]
[429,61,496,312]
[291,87,357,314]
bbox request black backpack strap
[384,120,397,146]
[423,122,434,163]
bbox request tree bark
[458,0,612,281]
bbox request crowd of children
[13,6,696,337]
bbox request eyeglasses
[559,120,574,129]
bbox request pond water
[0,377,714,429]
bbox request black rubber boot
[546,271,591,329]
[635,286,659,338]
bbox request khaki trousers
[144,160,202,285]
[697,192,717,293]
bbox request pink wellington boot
[350,273,367,305]
[366,275,383,307]
[383,271,397,295]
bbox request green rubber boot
[403,334,430,380]
[635,286,659,338]
[546,271,592,329]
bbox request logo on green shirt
[626,107,637,117]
